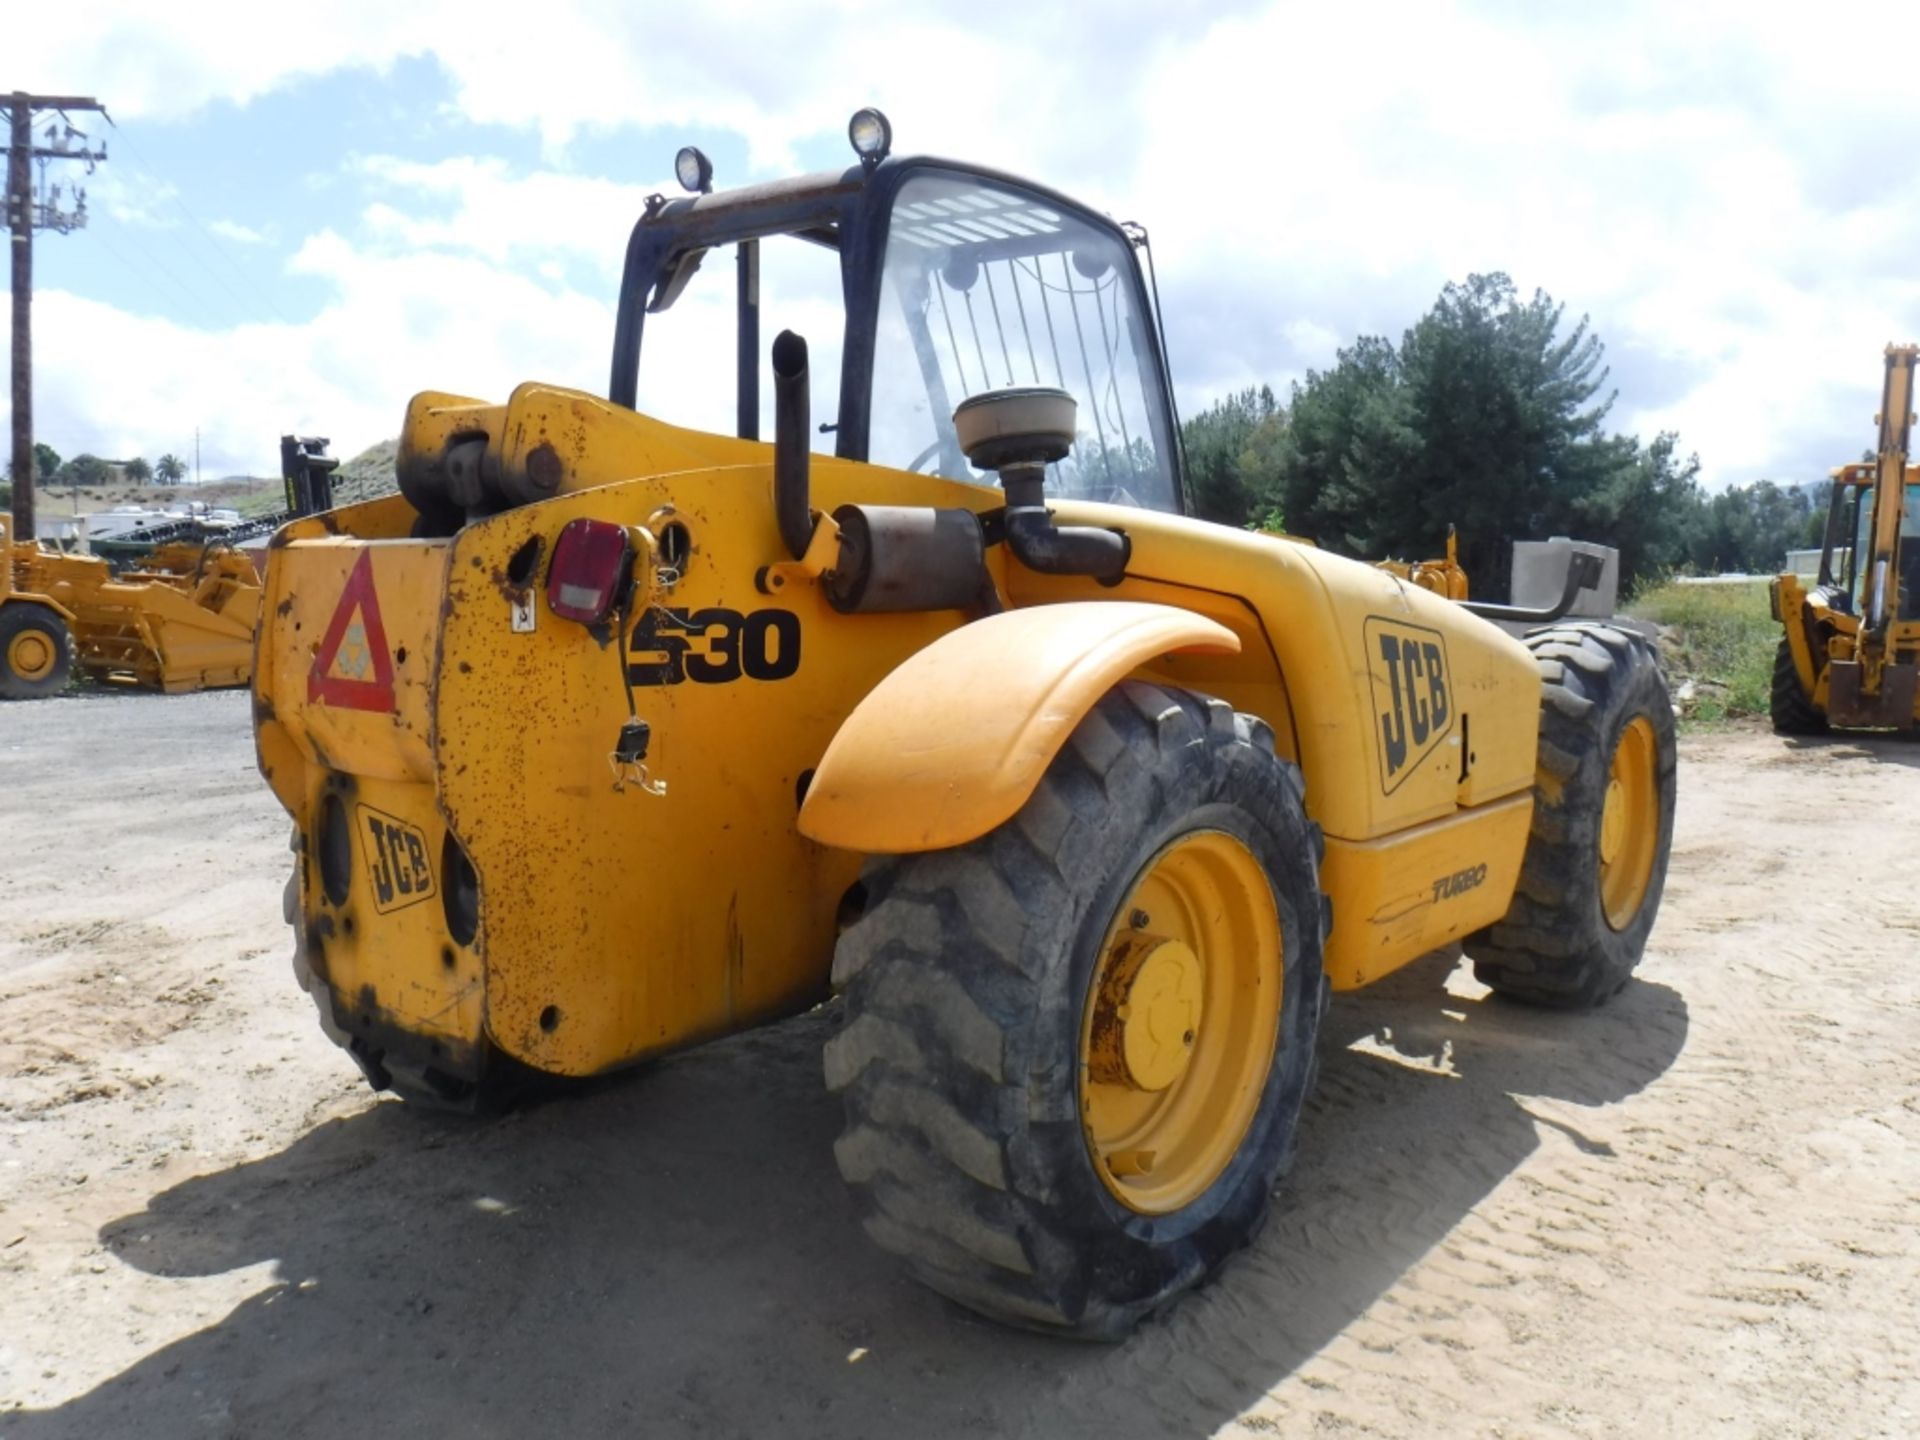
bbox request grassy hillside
[18,437,400,521]
[1628,579,1776,723]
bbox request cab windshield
[1850,482,1920,618]
[869,172,1177,511]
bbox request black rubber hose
[1004,506,1129,580]
[772,330,811,560]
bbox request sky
[11,0,1920,490]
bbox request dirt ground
[1,691,1916,1439]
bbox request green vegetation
[1181,272,1825,598]
[1627,579,1775,724]
[55,453,111,488]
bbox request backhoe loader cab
[254,112,1677,1338]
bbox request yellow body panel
[1319,791,1532,989]
[1015,501,1541,836]
[2,515,76,623]
[309,775,485,1062]
[797,602,1240,853]
[255,382,1544,1079]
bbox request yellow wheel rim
[7,628,56,683]
[1079,831,1282,1215]
[1599,716,1659,931]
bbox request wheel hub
[1599,716,1660,931]
[8,630,54,681]
[1600,776,1626,864]
[1087,934,1202,1093]
[1078,830,1284,1216]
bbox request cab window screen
[871,174,1175,512]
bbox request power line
[102,118,296,328]
[82,217,244,328]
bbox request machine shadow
[1782,730,1920,767]
[16,952,1688,1440]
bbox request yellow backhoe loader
[1771,345,1920,732]
[253,112,1676,1338]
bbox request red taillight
[545,519,632,624]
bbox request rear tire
[0,602,74,699]
[1769,638,1827,735]
[1469,624,1676,1008]
[825,681,1327,1339]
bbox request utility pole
[6,92,107,540]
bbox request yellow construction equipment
[1377,524,1472,601]
[1771,344,1920,731]
[253,113,1677,1338]
[9,537,261,694]
[2,514,78,699]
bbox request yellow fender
[797,601,1240,854]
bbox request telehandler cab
[1771,345,1920,732]
[253,111,1676,1337]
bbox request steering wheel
[907,440,943,474]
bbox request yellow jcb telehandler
[1771,344,1920,732]
[253,112,1676,1338]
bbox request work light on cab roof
[848,107,892,166]
[674,145,713,195]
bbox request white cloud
[352,155,655,274]
[86,170,179,230]
[24,152,851,479]
[207,218,267,245]
[1133,0,1920,486]
[21,0,1920,491]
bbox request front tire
[0,602,74,699]
[825,682,1327,1339]
[1769,638,1827,735]
[1469,624,1677,1008]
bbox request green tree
[1181,385,1287,525]
[1571,431,1702,589]
[1687,479,1810,574]
[58,453,111,488]
[33,442,60,481]
[123,456,152,486]
[1277,334,1416,556]
[155,453,187,485]
[1271,273,1691,597]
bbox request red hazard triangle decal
[308,550,397,712]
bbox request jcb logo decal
[358,805,436,914]
[1365,617,1452,792]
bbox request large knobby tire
[1469,623,1677,1008]
[1769,638,1827,735]
[0,601,74,700]
[825,681,1327,1340]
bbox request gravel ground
[1,688,1917,1439]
